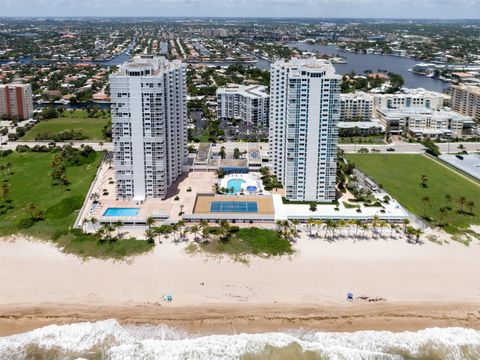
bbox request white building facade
[377,108,474,139]
[110,55,187,200]
[340,91,373,121]
[270,58,341,203]
[373,88,445,115]
[217,85,270,127]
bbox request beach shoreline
[1,233,480,337]
[1,302,480,337]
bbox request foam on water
[1,319,479,360]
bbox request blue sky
[1,0,479,19]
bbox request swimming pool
[210,201,258,213]
[103,208,140,217]
[226,179,246,194]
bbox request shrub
[17,217,36,229]
[228,226,240,233]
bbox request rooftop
[217,85,269,99]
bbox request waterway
[288,42,448,92]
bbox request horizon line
[1,16,480,21]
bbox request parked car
[386,148,395,152]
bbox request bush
[16,145,30,152]
[17,217,36,229]
[0,150,13,157]
[228,226,240,233]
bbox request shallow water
[1,319,479,359]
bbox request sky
[1,0,479,19]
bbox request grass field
[21,110,109,141]
[0,151,153,259]
[346,154,480,233]
[0,151,101,236]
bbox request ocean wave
[0,320,479,359]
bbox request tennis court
[210,201,259,213]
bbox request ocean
[1,319,479,359]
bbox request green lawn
[0,151,153,259]
[0,151,101,237]
[21,110,109,141]
[346,154,480,233]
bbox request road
[1,141,480,155]
[0,141,113,152]
[339,141,480,154]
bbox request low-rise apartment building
[340,91,373,121]
[373,88,445,116]
[377,108,474,139]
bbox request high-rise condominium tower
[0,83,33,120]
[110,55,187,200]
[270,58,341,202]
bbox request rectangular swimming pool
[210,201,258,213]
[103,208,140,217]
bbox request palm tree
[81,218,89,232]
[145,229,155,244]
[324,219,334,238]
[466,201,475,214]
[306,218,315,237]
[456,196,467,214]
[389,223,397,237]
[337,220,346,237]
[220,220,230,231]
[290,219,300,236]
[438,207,448,225]
[444,194,453,209]
[421,195,430,218]
[114,220,124,238]
[24,203,39,219]
[90,217,98,231]
[354,219,362,238]
[346,219,355,237]
[90,192,100,203]
[402,218,410,235]
[212,184,220,194]
[457,144,465,151]
[414,228,423,243]
[379,221,387,235]
[420,174,429,188]
[361,223,369,237]
[371,215,379,235]
[176,220,186,241]
[146,216,155,230]
[199,219,209,241]
[190,225,200,241]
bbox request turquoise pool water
[226,179,246,194]
[103,208,140,217]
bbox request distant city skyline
[1,0,479,19]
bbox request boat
[330,57,348,64]
[54,99,70,105]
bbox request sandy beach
[1,232,480,336]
